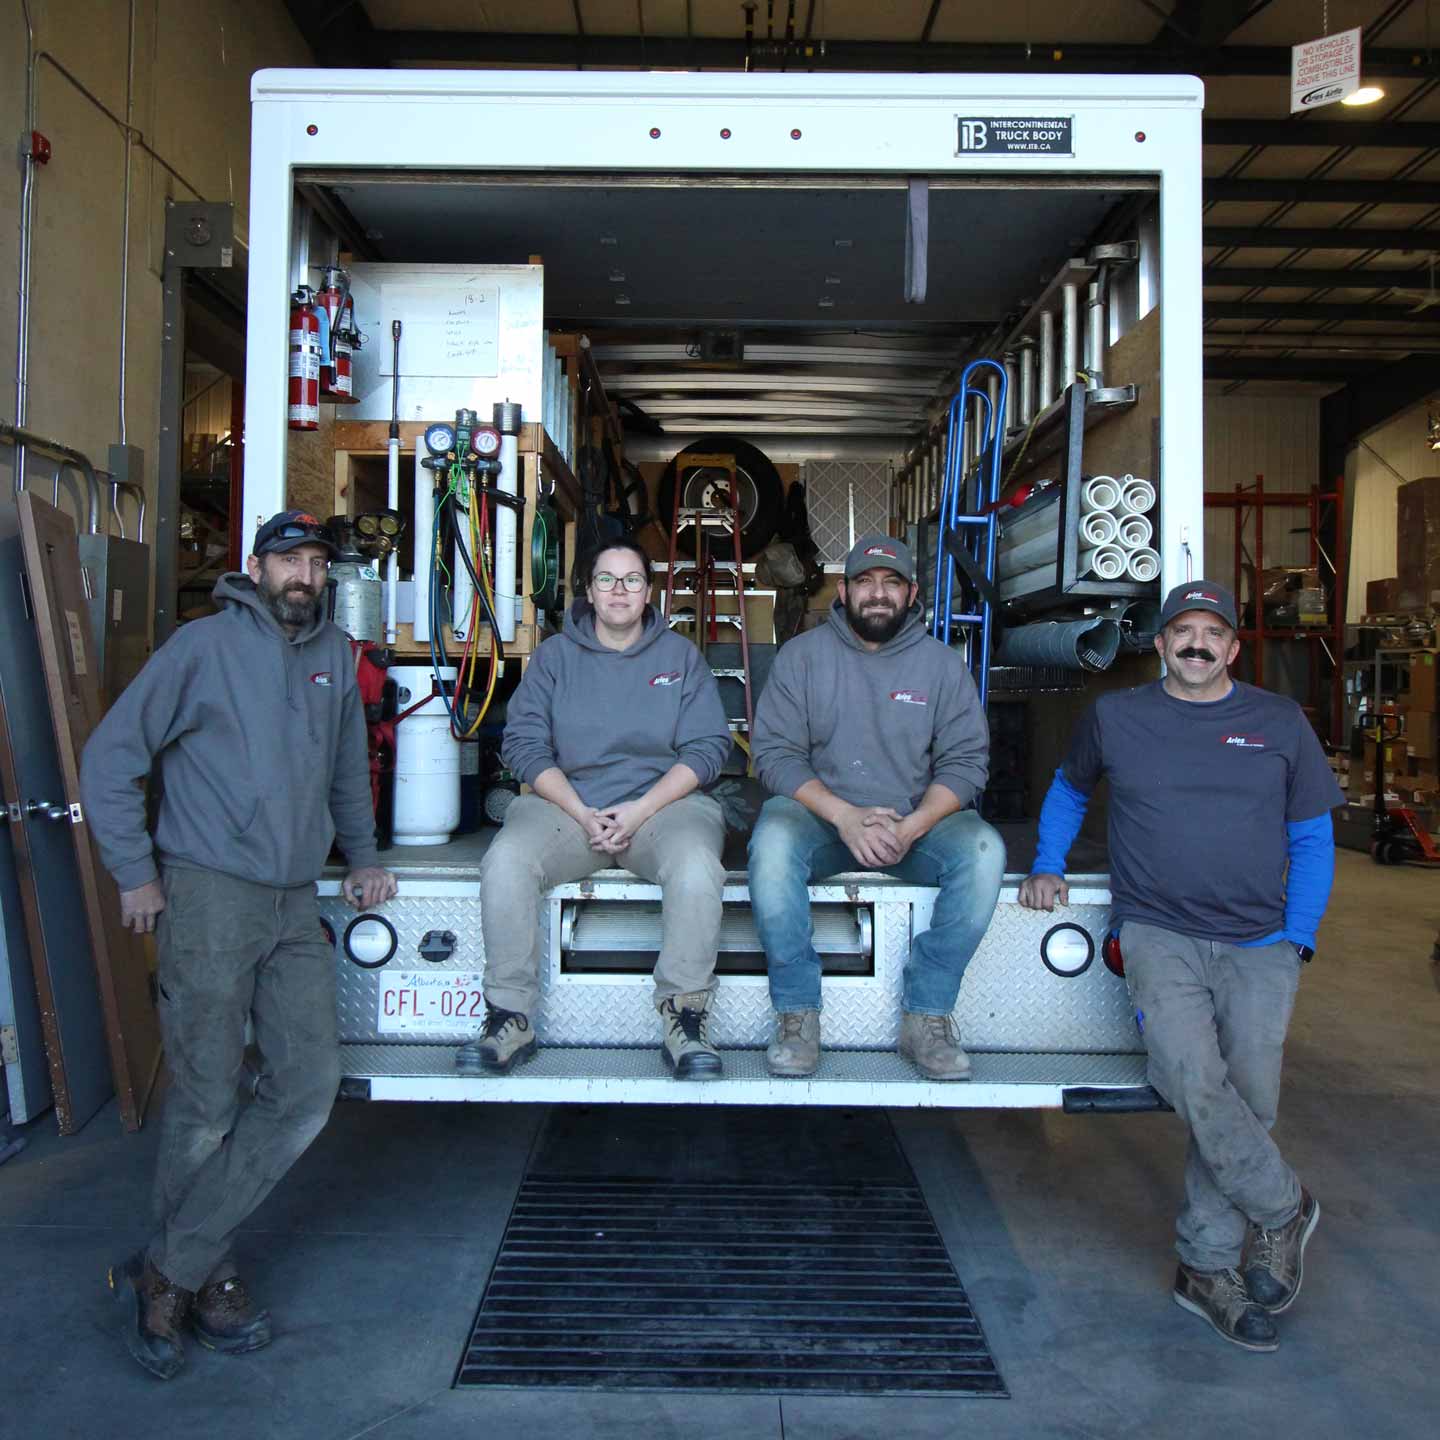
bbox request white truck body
[244,69,1205,1108]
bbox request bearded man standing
[748,534,1004,1080]
[81,511,396,1379]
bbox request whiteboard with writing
[377,284,500,378]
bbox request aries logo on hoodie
[649,671,682,687]
[310,672,333,687]
[890,690,928,706]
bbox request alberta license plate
[377,971,485,1033]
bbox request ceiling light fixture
[1342,86,1386,106]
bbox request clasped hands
[837,804,919,870]
[579,799,651,855]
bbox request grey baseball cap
[844,533,915,583]
[1160,580,1239,630]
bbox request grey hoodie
[80,573,379,891]
[752,600,989,813]
[502,602,731,809]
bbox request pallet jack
[1361,710,1440,866]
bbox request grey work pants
[149,865,340,1292]
[1121,920,1304,1272]
[479,791,727,1016]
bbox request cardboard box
[1396,476,1440,613]
[1367,577,1401,614]
[1406,652,1439,712]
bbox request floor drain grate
[456,1176,1006,1396]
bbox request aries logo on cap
[294,513,321,527]
[1184,589,1217,603]
[865,545,898,558]
[310,672,333,687]
[649,671,682,687]
[891,690,928,706]
[1222,733,1265,749]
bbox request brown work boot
[1172,1263,1279,1352]
[898,1011,972,1080]
[456,1005,537,1074]
[659,992,723,1079]
[1242,1188,1320,1314]
[192,1262,273,1354]
[108,1252,193,1380]
[766,1010,820,1077]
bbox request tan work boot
[1173,1263,1279,1352]
[1242,1188,1320,1314]
[898,1011,972,1080]
[109,1252,193,1380]
[766,1010,820,1077]
[192,1262,273,1354]
[659,992,723,1079]
[456,1005,537,1074]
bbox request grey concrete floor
[3,849,1438,1440]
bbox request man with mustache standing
[81,511,396,1379]
[749,534,1004,1079]
[1020,581,1342,1353]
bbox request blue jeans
[748,796,1005,1016]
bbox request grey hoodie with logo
[80,573,379,892]
[752,601,989,813]
[502,602,731,809]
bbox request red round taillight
[1102,931,1125,977]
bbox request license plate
[377,971,485,1033]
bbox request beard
[845,593,909,645]
[257,568,321,628]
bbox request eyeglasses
[592,572,647,593]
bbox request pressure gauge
[472,426,502,459]
[423,422,456,456]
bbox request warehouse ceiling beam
[366,32,1439,77]
[1321,354,1440,478]
[1204,357,1371,381]
[1205,226,1440,250]
[1205,118,1440,147]
[1158,0,1262,49]
[1204,266,1437,288]
[1207,178,1440,204]
[1208,300,1440,321]
[282,1,384,67]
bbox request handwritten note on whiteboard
[378,283,500,378]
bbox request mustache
[1177,647,1217,662]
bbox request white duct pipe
[450,520,474,639]
[412,437,434,643]
[997,510,1118,574]
[1125,546,1161,582]
[386,436,400,642]
[494,401,521,643]
[1080,475,1120,513]
[1116,513,1153,550]
[1119,475,1157,516]
[1080,544,1127,580]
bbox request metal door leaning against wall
[17,493,161,1132]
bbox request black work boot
[192,1263,273,1354]
[1172,1263,1279,1352]
[1243,1188,1320,1314]
[109,1252,193,1380]
[456,1005,537,1074]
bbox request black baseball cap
[252,510,337,558]
[845,533,915,583]
[1160,580,1238,631]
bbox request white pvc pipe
[1080,476,1120,513]
[496,427,518,642]
[451,521,474,639]
[1125,545,1161,581]
[412,437,433,644]
[1082,510,1120,547]
[997,509,1119,576]
[1081,543,1127,579]
[1119,475,1157,516]
[1116,513,1153,550]
[385,435,400,642]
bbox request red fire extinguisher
[318,267,346,401]
[288,286,321,431]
